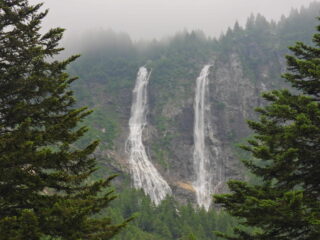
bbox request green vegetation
[2,0,320,239]
[151,144,170,169]
[65,5,320,240]
[218,5,319,83]
[0,1,127,239]
[70,3,320,163]
[106,187,237,240]
[214,17,320,240]
[76,108,119,149]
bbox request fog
[29,0,317,40]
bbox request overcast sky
[30,0,318,41]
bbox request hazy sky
[30,0,318,40]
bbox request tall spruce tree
[214,19,320,240]
[0,0,127,239]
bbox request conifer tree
[0,0,127,239]
[214,19,320,240]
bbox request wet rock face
[99,51,284,207]
[126,67,172,205]
[143,53,281,205]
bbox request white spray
[126,67,172,205]
[193,65,224,211]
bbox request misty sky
[30,0,318,40]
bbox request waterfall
[193,64,223,211]
[126,67,172,205]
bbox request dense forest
[106,188,236,240]
[68,2,320,239]
[70,1,320,159]
[1,0,320,239]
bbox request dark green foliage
[218,5,319,82]
[0,210,41,240]
[39,3,320,239]
[0,0,127,239]
[104,187,237,240]
[277,3,320,51]
[69,3,320,161]
[76,108,119,149]
[70,30,217,169]
[214,17,320,240]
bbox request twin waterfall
[126,65,223,209]
[126,67,172,205]
[193,65,223,211]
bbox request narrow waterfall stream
[193,65,223,211]
[126,67,172,205]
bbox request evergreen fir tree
[214,19,320,240]
[0,0,127,239]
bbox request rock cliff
[69,4,320,207]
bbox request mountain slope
[69,2,320,207]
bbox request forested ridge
[70,1,320,154]
[69,2,320,239]
[1,0,320,239]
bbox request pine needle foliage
[0,1,128,239]
[214,18,320,240]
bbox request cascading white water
[193,64,223,211]
[126,67,172,205]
